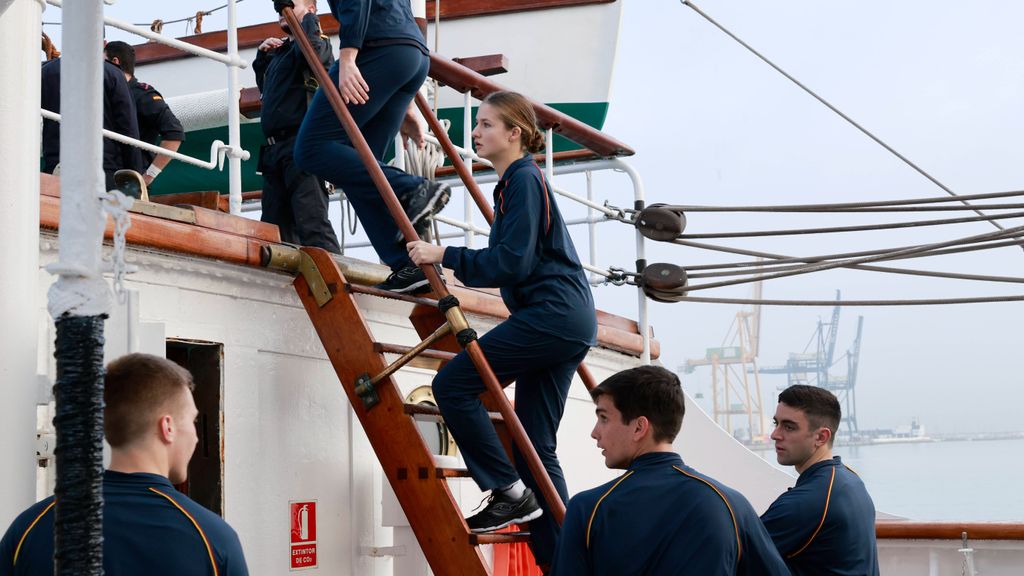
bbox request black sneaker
[466,488,543,533]
[373,265,443,295]
[397,180,451,241]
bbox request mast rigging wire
[680,0,1010,234]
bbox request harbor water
[753,437,1024,521]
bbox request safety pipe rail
[43,0,249,214]
[281,6,567,525]
[40,110,246,170]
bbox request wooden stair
[288,246,543,574]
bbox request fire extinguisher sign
[289,501,317,570]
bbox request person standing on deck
[0,354,249,575]
[761,385,879,576]
[550,366,791,576]
[40,55,145,191]
[289,0,450,292]
[103,41,186,189]
[253,0,341,252]
[407,91,597,568]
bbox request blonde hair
[481,91,545,154]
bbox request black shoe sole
[397,183,452,242]
[468,506,543,533]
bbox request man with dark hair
[761,385,879,576]
[0,354,249,575]
[40,54,145,191]
[104,41,186,187]
[551,365,790,575]
[252,0,341,252]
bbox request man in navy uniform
[761,385,879,576]
[550,365,790,576]
[103,41,186,188]
[0,354,249,575]
[40,55,144,191]
[253,0,341,252]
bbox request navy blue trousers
[294,44,429,271]
[434,315,590,565]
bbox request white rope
[100,189,136,305]
[396,118,449,180]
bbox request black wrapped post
[52,314,106,575]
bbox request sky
[45,0,1024,435]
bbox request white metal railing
[42,0,250,214]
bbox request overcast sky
[49,0,1024,434]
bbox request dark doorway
[166,339,223,517]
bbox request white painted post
[46,0,110,320]
[0,0,43,525]
[226,0,243,215]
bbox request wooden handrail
[427,54,634,158]
[282,7,567,525]
[876,521,1024,541]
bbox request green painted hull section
[145,101,609,196]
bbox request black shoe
[398,180,451,241]
[466,488,543,533]
[373,265,442,295]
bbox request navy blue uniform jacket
[0,471,248,576]
[128,77,185,166]
[327,0,427,52]
[761,457,879,576]
[40,58,144,175]
[442,156,597,346]
[253,12,335,137]
[551,452,791,576]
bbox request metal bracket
[298,252,333,308]
[354,373,381,410]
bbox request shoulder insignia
[152,95,163,101]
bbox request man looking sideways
[761,385,879,576]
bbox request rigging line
[673,203,1024,214]
[661,187,1024,213]
[681,223,1024,292]
[680,0,1008,232]
[132,0,244,27]
[679,233,1024,272]
[687,254,1024,285]
[673,294,1024,307]
[679,209,1024,240]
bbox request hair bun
[527,130,546,154]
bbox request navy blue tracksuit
[438,155,597,565]
[0,471,248,576]
[761,457,879,576]
[551,452,791,576]
[294,0,430,271]
[254,12,340,252]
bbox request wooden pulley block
[635,204,686,242]
[641,263,688,303]
[642,263,688,292]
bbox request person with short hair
[761,385,879,576]
[407,91,597,567]
[0,353,249,575]
[40,54,145,191]
[104,40,186,187]
[252,0,341,252]
[550,365,790,576]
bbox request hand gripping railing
[412,92,600,393]
[281,7,568,525]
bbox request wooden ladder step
[348,283,440,306]
[435,467,472,478]
[469,532,533,545]
[375,342,456,361]
[404,403,503,423]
